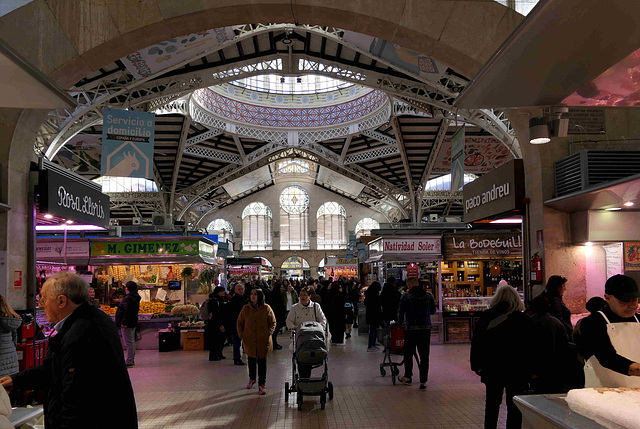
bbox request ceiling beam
[169,116,192,214]
[417,118,450,220]
[340,135,352,164]
[232,135,246,164]
[390,117,416,221]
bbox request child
[344,302,355,339]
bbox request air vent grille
[555,151,640,197]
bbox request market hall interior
[1,0,640,426]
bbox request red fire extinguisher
[530,252,542,283]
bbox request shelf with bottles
[483,260,523,287]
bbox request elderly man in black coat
[1,272,137,429]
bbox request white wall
[199,178,385,248]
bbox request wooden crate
[183,330,205,351]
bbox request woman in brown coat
[237,288,276,395]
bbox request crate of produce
[183,330,205,351]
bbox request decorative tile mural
[431,136,513,174]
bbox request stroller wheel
[392,366,400,376]
[320,391,326,410]
[328,382,334,400]
[380,365,386,377]
[284,382,289,402]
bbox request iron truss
[37,23,520,161]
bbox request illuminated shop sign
[39,168,110,228]
[380,237,441,254]
[91,240,201,256]
[443,233,522,260]
[463,159,524,223]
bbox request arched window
[242,202,273,250]
[317,202,347,250]
[206,219,234,241]
[279,186,310,250]
[355,217,380,238]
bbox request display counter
[137,317,183,350]
[514,394,608,429]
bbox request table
[514,394,610,429]
[10,406,43,427]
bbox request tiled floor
[129,331,507,428]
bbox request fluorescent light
[585,242,594,246]
[624,201,635,207]
[605,207,621,211]
[66,220,74,224]
[43,214,53,219]
[36,225,106,231]
[489,218,523,224]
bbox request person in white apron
[578,274,640,387]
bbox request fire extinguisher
[530,252,542,283]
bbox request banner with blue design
[101,109,155,179]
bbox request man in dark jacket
[1,271,137,428]
[226,283,247,365]
[115,281,141,367]
[397,277,436,390]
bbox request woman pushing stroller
[286,286,327,378]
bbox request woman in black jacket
[327,282,347,344]
[541,275,573,338]
[471,285,533,429]
[380,277,401,327]
[207,286,228,361]
[364,281,383,351]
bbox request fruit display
[108,266,127,282]
[170,305,199,317]
[139,301,168,314]
[101,305,117,315]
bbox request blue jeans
[233,333,242,361]
[121,327,136,365]
[368,325,377,348]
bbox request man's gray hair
[46,272,89,305]
[490,285,524,313]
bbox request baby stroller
[284,321,334,410]
[378,323,417,385]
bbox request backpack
[199,299,210,320]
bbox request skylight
[231,74,354,95]
[94,176,158,193]
[424,173,478,192]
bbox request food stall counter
[137,316,184,350]
[514,394,608,429]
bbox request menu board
[603,243,623,277]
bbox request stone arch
[0,0,524,307]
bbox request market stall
[226,257,262,282]
[366,236,444,343]
[439,231,523,343]
[323,255,358,279]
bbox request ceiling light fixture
[66,220,74,224]
[489,218,523,224]
[43,214,53,219]
[605,207,621,211]
[624,201,635,207]
[36,224,106,231]
[529,117,550,144]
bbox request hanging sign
[38,168,110,228]
[36,241,90,260]
[326,256,357,267]
[102,109,155,179]
[463,159,525,222]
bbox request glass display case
[443,297,492,313]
